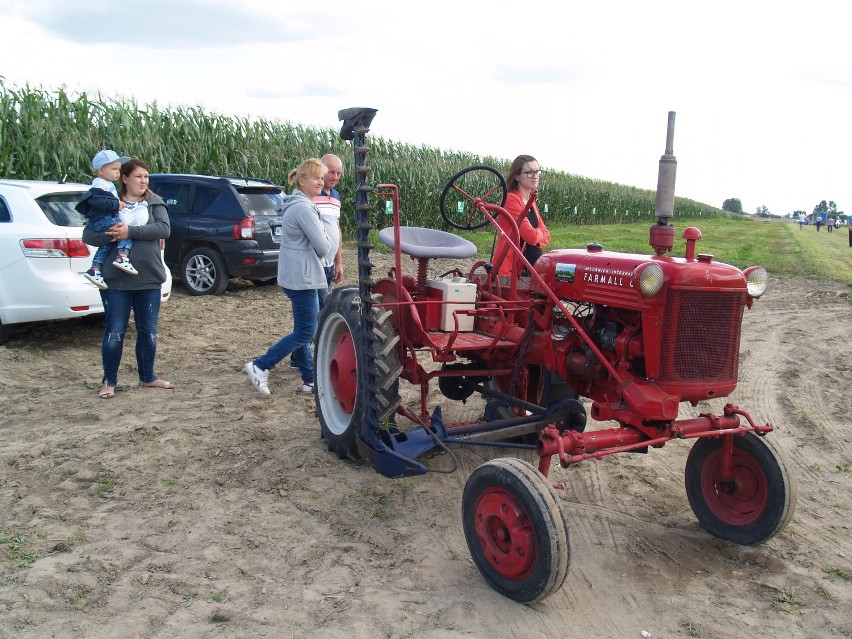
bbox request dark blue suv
[148,174,284,295]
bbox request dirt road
[1,251,850,638]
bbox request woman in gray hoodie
[245,158,331,396]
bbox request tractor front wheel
[315,287,402,460]
[685,432,797,545]
[462,458,571,603]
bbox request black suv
[148,174,284,295]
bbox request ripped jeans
[100,288,162,386]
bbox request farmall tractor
[314,108,796,603]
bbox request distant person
[77,150,140,288]
[816,218,822,232]
[289,153,344,372]
[798,213,806,230]
[493,154,551,281]
[245,158,331,396]
[82,158,174,399]
[848,219,852,247]
[827,216,835,233]
[316,153,345,299]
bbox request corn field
[0,79,726,236]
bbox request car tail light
[234,218,255,240]
[20,238,90,258]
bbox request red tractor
[315,108,796,603]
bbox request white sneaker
[245,361,270,395]
[112,255,139,275]
[300,382,314,393]
[83,268,108,289]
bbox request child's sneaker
[112,255,138,275]
[83,268,108,289]
[299,382,314,393]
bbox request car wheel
[181,247,229,296]
[0,319,12,345]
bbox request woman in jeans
[244,158,330,396]
[82,159,173,399]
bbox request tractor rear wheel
[462,458,571,603]
[315,287,402,460]
[685,432,797,545]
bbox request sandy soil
[1,248,850,639]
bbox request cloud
[14,0,309,49]
[246,83,342,100]
[495,64,582,87]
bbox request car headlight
[638,263,664,296]
[744,266,768,297]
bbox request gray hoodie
[277,190,331,290]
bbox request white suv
[0,179,172,343]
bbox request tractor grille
[658,288,746,383]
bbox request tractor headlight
[744,266,768,298]
[638,263,664,297]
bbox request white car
[0,179,172,343]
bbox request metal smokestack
[655,111,677,221]
[649,111,677,255]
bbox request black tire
[315,287,402,460]
[463,458,571,603]
[181,247,229,296]
[685,432,797,545]
[439,165,507,230]
[0,319,12,345]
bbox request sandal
[99,385,115,399]
[141,379,175,389]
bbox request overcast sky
[1,0,849,216]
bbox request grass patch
[97,479,117,493]
[814,584,835,601]
[680,619,701,637]
[1,532,41,568]
[772,586,806,612]
[823,567,851,581]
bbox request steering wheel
[439,165,507,230]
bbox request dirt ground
[0,248,850,639]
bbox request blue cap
[92,149,130,171]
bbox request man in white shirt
[314,153,344,305]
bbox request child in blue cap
[76,149,138,288]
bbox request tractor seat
[378,226,477,259]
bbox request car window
[0,197,10,222]
[194,185,221,214]
[37,193,89,227]
[238,191,285,217]
[153,182,191,215]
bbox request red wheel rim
[473,488,536,579]
[700,447,768,526]
[330,331,357,414]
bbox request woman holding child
[82,158,174,399]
